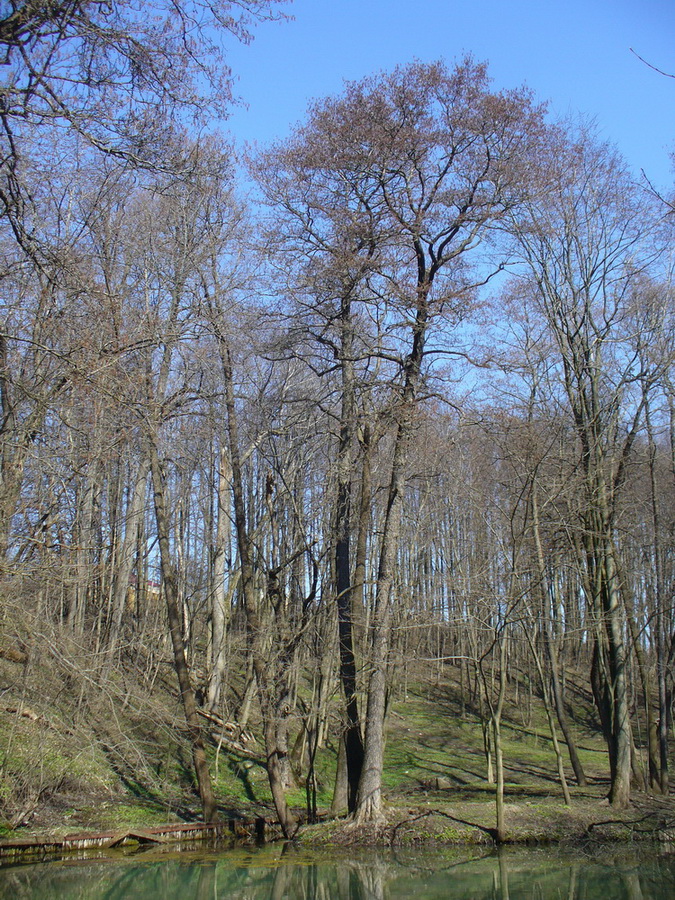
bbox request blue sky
[224,0,675,191]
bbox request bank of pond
[1,843,674,899]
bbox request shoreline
[3,794,675,864]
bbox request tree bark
[355,309,426,822]
[532,488,586,787]
[217,329,297,838]
[102,455,150,681]
[149,441,217,823]
[333,297,365,813]
[646,395,669,793]
[207,443,233,712]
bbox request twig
[630,48,675,79]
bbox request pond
[1,843,674,899]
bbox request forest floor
[1,651,674,850]
[298,791,675,848]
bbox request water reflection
[1,845,674,899]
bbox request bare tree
[507,128,664,807]
[256,58,547,822]
[0,0,289,250]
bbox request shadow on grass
[97,741,198,821]
[226,756,262,804]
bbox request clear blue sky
[224,0,675,191]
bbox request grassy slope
[1,649,671,845]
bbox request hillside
[2,641,671,846]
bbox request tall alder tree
[195,175,320,837]
[508,130,664,807]
[257,58,547,821]
[135,165,233,822]
[251,148,389,814]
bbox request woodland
[0,1,673,844]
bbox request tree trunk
[354,616,390,822]
[102,455,150,681]
[532,488,586,787]
[583,484,632,808]
[207,444,233,712]
[354,411,409,823]
[624,593,660,791]
[331,735,349,816]
[218,331,297,837]
[646,395,669,793]
[333,299,365,812]
[149,441,217,823]
[602,541,632,808]
[354,281,429,823]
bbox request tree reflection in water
[2,846,675,898]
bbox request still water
[1,844,674,899]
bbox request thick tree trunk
[256,674,298,838]
[625,595,660,791]
[354,610,390,822]
[333,306,364,812]
[335,509,365,812]
[602,542,632,808]
[354,409,411,822]
[331,735,349,816]
[207,444,233,712]
[646,397,669,793]
[353,441,401,824]
[335,430,363,812]
[355,293,428,823]
[353,424,372,619]
[581,467,631,808]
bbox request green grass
[210,731,338,814]
[0,650,622,840]
[376,678,608,810]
